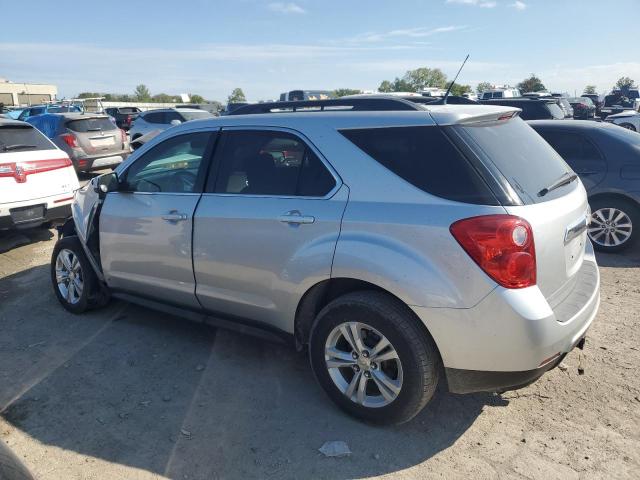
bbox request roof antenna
[442,54,470,105]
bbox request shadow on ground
[0,265,506,479]
[0,227,53,254]
[595,243,640,268]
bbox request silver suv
[50,97,600,425]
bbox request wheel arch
[589,191,640,210]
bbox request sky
[1,0,638,102]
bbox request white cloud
[344,25,467,43]
[509,1,527,10]
[267,2,306,14]
[446,0,498,8]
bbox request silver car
[50,98,600,425]
[128,108,214,142]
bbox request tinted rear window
[456,118,571,204]
[0,125,55,151]
[67,117,117,132]
[339,126,497,205]
[180,111,214,121]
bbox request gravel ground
[0,227,638,480]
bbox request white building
[0,77,58,106]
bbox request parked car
[128,108,214,141]
[568,97,596,119]
[556,97,574,118]
[27,113,129,172]
[479,97,565,120]
[530,120,640,252]
[478,88,520,100]
[17,104,82,121]
[0,118,79,230]
[601,89,640,118]
[582,93,603,117]
[104,107,141,130]
[522,91,552,98]
[605,110,640,132]
[51,97,599,425]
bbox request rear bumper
[71,150,129,172]
[0,204,70,230]
[411,244,600,394]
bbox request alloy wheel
[589,207,633,248]
[55,248,84,305]
[324,321,403,408]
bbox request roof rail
[228,97,424,115]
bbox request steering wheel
[170,170,198,192]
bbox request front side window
[123,132,212,193]
[212,130,335,197]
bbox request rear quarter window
[339,126,497,205]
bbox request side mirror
[95,172,119,197]
[170,119,182,126]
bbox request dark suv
[530,120,640,252]
[479,98,565,120]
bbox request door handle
[162,211,188,222]
[278,211,315,225]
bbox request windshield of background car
[0,124,56,151]
[456,117,572,204]
[179,111,214,121]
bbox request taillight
[126,114,132,125]
[450,215,536,289]
[120,129,126,144]
[0,158,72,183]
[61,133,78,148]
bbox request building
[0,77,57,106]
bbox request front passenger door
[100,130,216,308]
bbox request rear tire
[589,198,638,252]
[309,291,440,425]
[51,236,109,313]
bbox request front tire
[51,236,108,313]
[309,291,440,425]
[589,198,638,252]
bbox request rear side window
[457,118,571,204]
[0,125,55,151]
[67,117,116,132]
[143,112,164,124]
[340,126,497,204]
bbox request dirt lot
[0,225,639,480]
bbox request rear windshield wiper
[87,127,102,131]
[537,171,578,197]
[1,144,37,152]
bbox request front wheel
[309,291,440,425]
[589,198,638,252]
[51,236,109,313]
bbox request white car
[605,110,640,132]
[0,118,79,230]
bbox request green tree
[450,83,472,96]
[189,94,205,103]
[378,80,394,93]
[402,67,448,91]
[517,74,546,93]
[134,84,151,102]
[151,93,178,103]
[227,88,246,104]
[333,88,361,97]
[77,92,104,99]
[476,82,493,94]
[583,85,597,95]
[615,76,635,92]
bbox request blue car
[16,104,82,121]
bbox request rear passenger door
[536,129,607,190]
[193,127,347,332]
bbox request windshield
[180,111,214,121]
[455,117,572,204]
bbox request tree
[378,80,394,93]
[227,88,246,104]
[402,67,448,91]
[517,74,546,93]
[189,94,205,104]
[476,82,493,94]
[583,85,597,95]
[450,83,472,97]
[151,93,179,103]
[333,88,362,98]
[134,84,151,102]
[615,76,635,93]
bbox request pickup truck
[104,107,141,130]
[600,89,640,118]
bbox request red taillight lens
[126,114,132,125]
[0,158,72,183]
[61,133,78,148]
[450,215,536,289]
